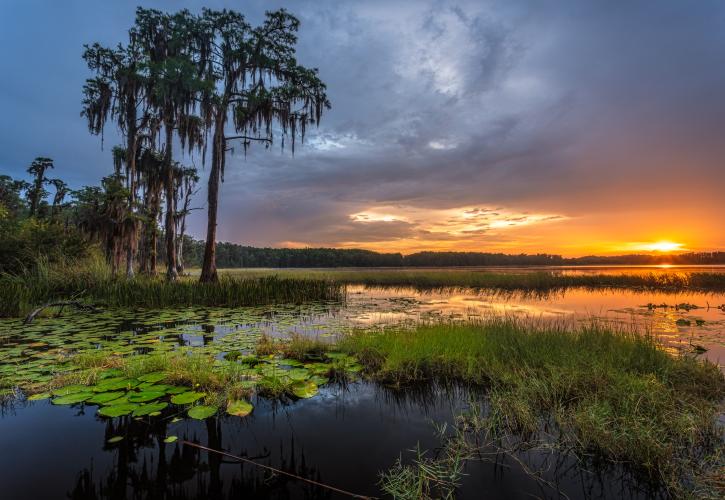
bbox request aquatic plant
[340,318,725,495]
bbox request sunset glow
[640,241,685,253]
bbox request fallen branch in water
[180,440,377,499]
[23,300,102,324]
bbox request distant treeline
[175,238,725,268]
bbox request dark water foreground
[0,382,657,500]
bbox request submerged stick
[180,440,377,499]
[23,301,101,324]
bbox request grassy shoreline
[337,320,725,496]
[217,267,725,292]
[0,258,344,317]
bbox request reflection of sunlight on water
[340,285,725,367]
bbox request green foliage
[0,219,90,274]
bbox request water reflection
[1,382,662,500]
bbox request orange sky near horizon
[280,202,724,257]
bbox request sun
[642,241,684,253]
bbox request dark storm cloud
[1,0,724,249]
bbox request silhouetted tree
[131,8,208,281]
[196,9,329,282]
[82,39,151,278]
[26,157,53,217]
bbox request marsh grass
[338,318,725,494]
[219,267,725,292]
[0,256,344,317]
[255,333,330,361]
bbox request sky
[1,0,724,256]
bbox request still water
[0,269,723,499]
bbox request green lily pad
[287,368,310,381]
[138,372,167,383]
[310,376,329,386]
[87,391,126,404]
[52,392,94,405]
[52,385,88,396]
[164,436,178,443]
[98,403,139,417]
[187,405,218,420]
[94,378,140,392]
[99,369,124,379]
[290,381,318,399]
[132,402,168,416]
[27,393,52,401]
[227,399,253,417]
[171,391,205,405]
[107,436,124,443]
[127,391,165,403]
[165,386,189,395]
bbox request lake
[1,266,722,499]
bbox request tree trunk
[125,123,137,279]
[163,120,178,281]
[200,119,224,283]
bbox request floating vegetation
[227,399,253,417]
[187,405,218,420]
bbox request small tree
[174,165,199,274]
[26,157,54,217]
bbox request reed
[338,318,725,494]
[0,256,344,317]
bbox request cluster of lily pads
[0,305,351,397]
[0,302,368,420]
[21,350,363,420]
[28,370,215,419]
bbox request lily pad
[287,368,310,381]
[107,436,124,443]
[99,369,124,379]
[171,391,205,405]
[138,372,167,383]
[87,391,126,405]
[165,386,189,395]
[98,403,139,417]
[52,392,94,405]
[94,378,140,392]
[27,393,52,401]
[310,375,329,386]
[164,436,178,443]
[52,385,88,396]
[132,402,168,416]
[127,391,165,403]
[187,405,218,420]
[227,399,253,417]
[290,381,318,399]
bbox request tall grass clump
[0,255,344,317]
[339,319,725,494]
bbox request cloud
[1,0,724,254]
